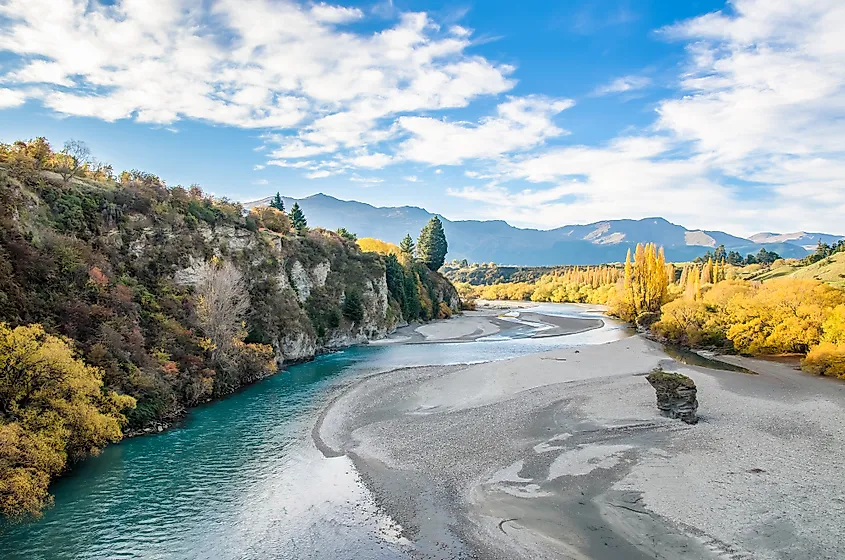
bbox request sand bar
[316,329,845,559]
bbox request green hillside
[741,253,845,288]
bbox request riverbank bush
[0,323,135,518]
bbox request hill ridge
[243,194,843,265]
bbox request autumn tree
[618,243,669,321]
[270,192,285,212]
[0,323,135,518]
[417,216,448,271]
[357,237,401,256]
[195,260,250,362]
[54,140,91,184]
[290,202,307,234]
[250,206,290,234]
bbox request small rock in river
[646,367,698,424]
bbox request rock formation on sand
[646,368,698,424]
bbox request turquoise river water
[1,305,630,559]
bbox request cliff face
[0,168,460,427]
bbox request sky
[1,0,843,236]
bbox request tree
[0,323,135,518]
[399,234,415,262]
[270,192,285,212]
[336,227,357,241]
[617,243,669,321]
[357,237,400,256]
[290,203,307,234]
[195,260,250,362]
[754,248,780,265]
[714,244,727,262]
[727,250,743,265]
[249,206,290,233]
[384,254,406,306]
[342,291,365,324]
[55,140,91,184]
[417,217,448,271]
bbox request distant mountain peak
[241,193,829,265]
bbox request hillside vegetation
[739,253,845,288]
[458,245,845,380]
[0,138,459,518]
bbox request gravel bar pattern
[316,336,845,559]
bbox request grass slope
[744,253,845,288]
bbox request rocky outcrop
[167,224,461,367]
[646,368,698,424]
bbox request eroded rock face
[646,368,698,424]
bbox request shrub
[636,311,661,329]
[250,206,290,234]
[438,301,453,319]
[802,342,845,379]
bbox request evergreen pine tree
[416,216,448,271]
[290,202,307,234]
[399,234,415,259]
[270,192,285,212]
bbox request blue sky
[1,0,843,236]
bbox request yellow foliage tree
[357,238,402,257]
[250,206,290,234]
[617,243,668,321]
[0,323,135,518]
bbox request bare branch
[194,260,250,362]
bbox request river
[1,304,630,559]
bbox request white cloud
[253,179,269,185]
[654,0,845,229]
[0,88,25,108]
[310,3,363,23]
[434,169,443,174]
[448,136,745,230]
[595,75,652,95]
[397,96,573,165]
[449,25,472,38]
[305,170,334,179]
[0,0,514,169]
[350,175,384,184]
[267,159,313,168]
[450,0,845,235]
[403,175,419,182]
[345,152,393,169]
[253,164,265,170]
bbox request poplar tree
[621,243,668,321]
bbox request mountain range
[245,194,843,265]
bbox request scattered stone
[646,367,699,424]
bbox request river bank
[317,308,845,559]
[7,303,843,559]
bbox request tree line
[458,242,845,380]
[695,244,781,266]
